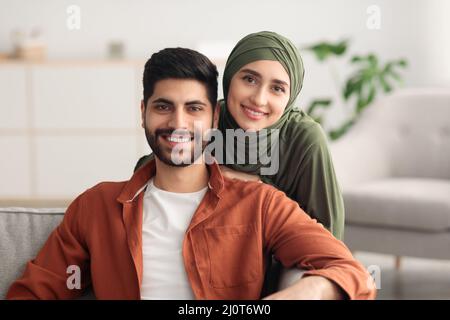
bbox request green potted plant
[304,40,408,140]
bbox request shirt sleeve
[293,123,345,240]
[6,194,91,300]
[262,188,376,300]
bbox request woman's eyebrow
[240,68,261,78]
[273,79,290,88]
[240,68,289,87]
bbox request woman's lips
[241,104,268,120]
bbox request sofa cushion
[0,207,65,299]
[344,178,450,232]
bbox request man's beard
[144,125,208,167]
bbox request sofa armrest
[330,132,392,191]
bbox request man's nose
[167,108,188,129]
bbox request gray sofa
[0,206,66,299]
[0,205,303,299]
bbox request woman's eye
[243,75,256,84]
[273,86,286,93]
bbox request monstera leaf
[304,40,408,140]
[306,99,332,123]
[343,54,407,115]
[305,40,348,61]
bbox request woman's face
[227,60,290,131]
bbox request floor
[354,252,450,299]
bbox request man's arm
[6,194,91,299]
[262,189,376,300]
[263,275,346,300]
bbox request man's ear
[213,102,221,129]
[140,100,146,128]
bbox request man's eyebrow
[152,98,174,105]
[185,100,207,106]
[239,68,289,87]
[151,98,207,106]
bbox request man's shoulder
[220,177,302,221]
[222,177,281,201]
[77,180,129,204]
[223,176,303,208]
[61,180,129,231]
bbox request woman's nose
[250,87,268,107]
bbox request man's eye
[189,106,203,112]
[155,105,170,111]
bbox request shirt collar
[117,155,224,204]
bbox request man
[7,48,375,300]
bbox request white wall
[0,61,147,200]
[1,0,449,129]
[0,0,449,201]
[1,0,449,79]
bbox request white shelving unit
[0,60,150,204]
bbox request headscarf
[218,30,305,175]
[217,31,344,240]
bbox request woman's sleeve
[294,123,345,240]
[134,153,154,172]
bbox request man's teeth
[167,135,191,143]
[244,106,265,116]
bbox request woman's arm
[293,124,345,240]
[219,165,261,182]
[134,154,154,172]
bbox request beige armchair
[330,88,450,265]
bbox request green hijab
[217,31,344,239]
[221,31,305,128]
[218,30,305,175]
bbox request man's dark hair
[143,47,218,108]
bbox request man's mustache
[155,128,194,138]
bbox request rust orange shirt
[7,159,376,300]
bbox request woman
[136,31,344,239]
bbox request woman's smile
[241,104,269,120]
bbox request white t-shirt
[140,178,208,300]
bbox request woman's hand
[219,165,261,182]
